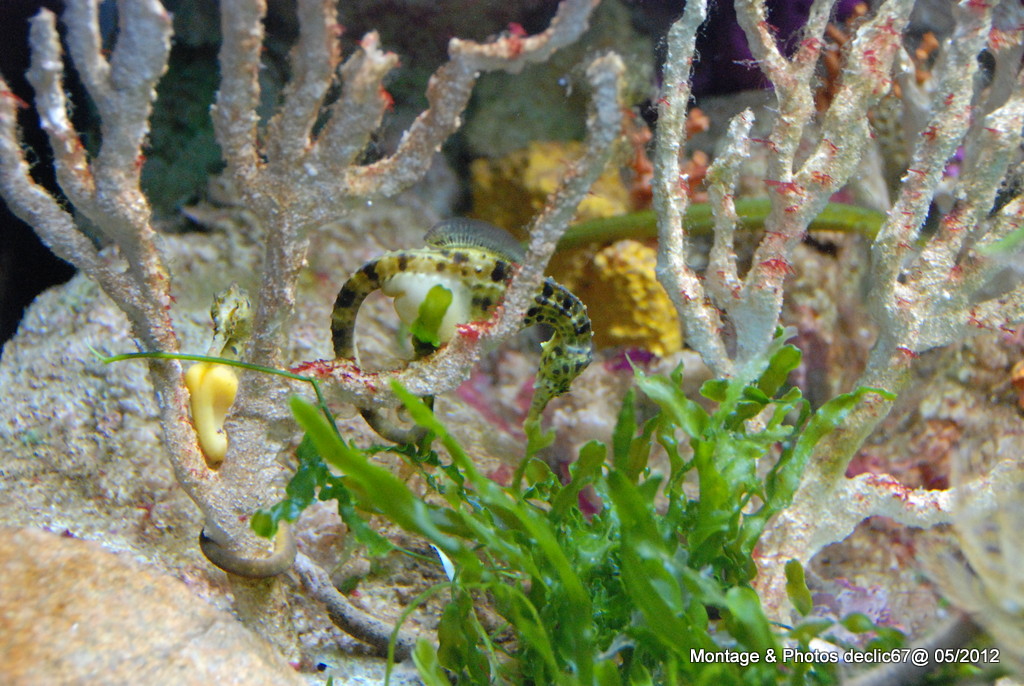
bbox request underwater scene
[1,0,1024,683]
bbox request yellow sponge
[565,240,682,356]
[470,141,629,233]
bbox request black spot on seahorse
[491,260,509,282]
[334,286,356,309]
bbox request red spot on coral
[944,93,955,106]
[503,25,526,58]
[895,346,919,359]
[750,138,779,152]
[810,171,833,186]
[378,86,394,111]
[456,321,483,342]
[759,257,794,276]
[921,124,938,140]
[878,18,901,36]
[765,179,804,195]
[799,37,822,51]
[0,91,29,109]
[289,359,344,379]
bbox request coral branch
[845,612,981,686]
[61,0,111,107]
[97,0,173,176]
[652,0,731,376]
[502,53,624,335]
[2,0,616,666]
[2,5,213,506]
[448,0,597,70]
[265,0,341,163]
[0,78,122,311]
[730,0,910,371]
[25,11,95,210]
[213,0,266,183]
[704,110,753,308]
[313,32,400,174]
[648,0,1022,622]
[870,2,993,323]
[926,460,1024,671]
[312,53,624,409]
[294,554,416,660]
[342,0,599,198]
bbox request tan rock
[0,527,305,686]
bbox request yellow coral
[184,362,239,467]
[567,240,681,356]
[471,141,629,233]
[471,142,679,355]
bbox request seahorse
[331,218,593,443]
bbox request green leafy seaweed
[257,330,896,685]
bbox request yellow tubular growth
[185,362,240,467]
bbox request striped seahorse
[331,218,593,443]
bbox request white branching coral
[927,463,1024,675]
[6,0,1022,665]
[0,0,617,654]
[650,0,1024,617]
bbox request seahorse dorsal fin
[424,218,526,264]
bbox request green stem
[92,348,339,436]
[557,198,885,251]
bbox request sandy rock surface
[0,527,306,686]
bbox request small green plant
[257,331,898,684]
